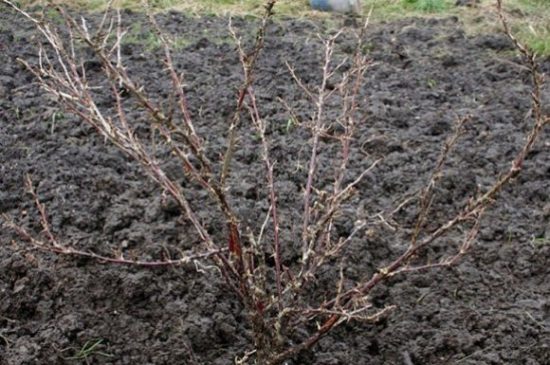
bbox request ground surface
[0,6,549,365]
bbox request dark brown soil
[0,7,549,365]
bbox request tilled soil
[0,7,549,365]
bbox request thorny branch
[292,1,549,345]
[2,175,226,267]
[220,0,279,188]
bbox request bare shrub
[1,0,548,363]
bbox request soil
[0,6,549,365]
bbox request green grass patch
[14,0,312,16]
[122,21,193,51]
[13,0,550,56]
[507,0,550,56]
[402,0,452,13]
[61,339,113,362]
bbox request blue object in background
[310,0,362,13]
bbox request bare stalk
[295,30,344,266]
[220,0,278,187]
[410,116,469,246]
[3,175,224,267]
[246,90,283,311]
